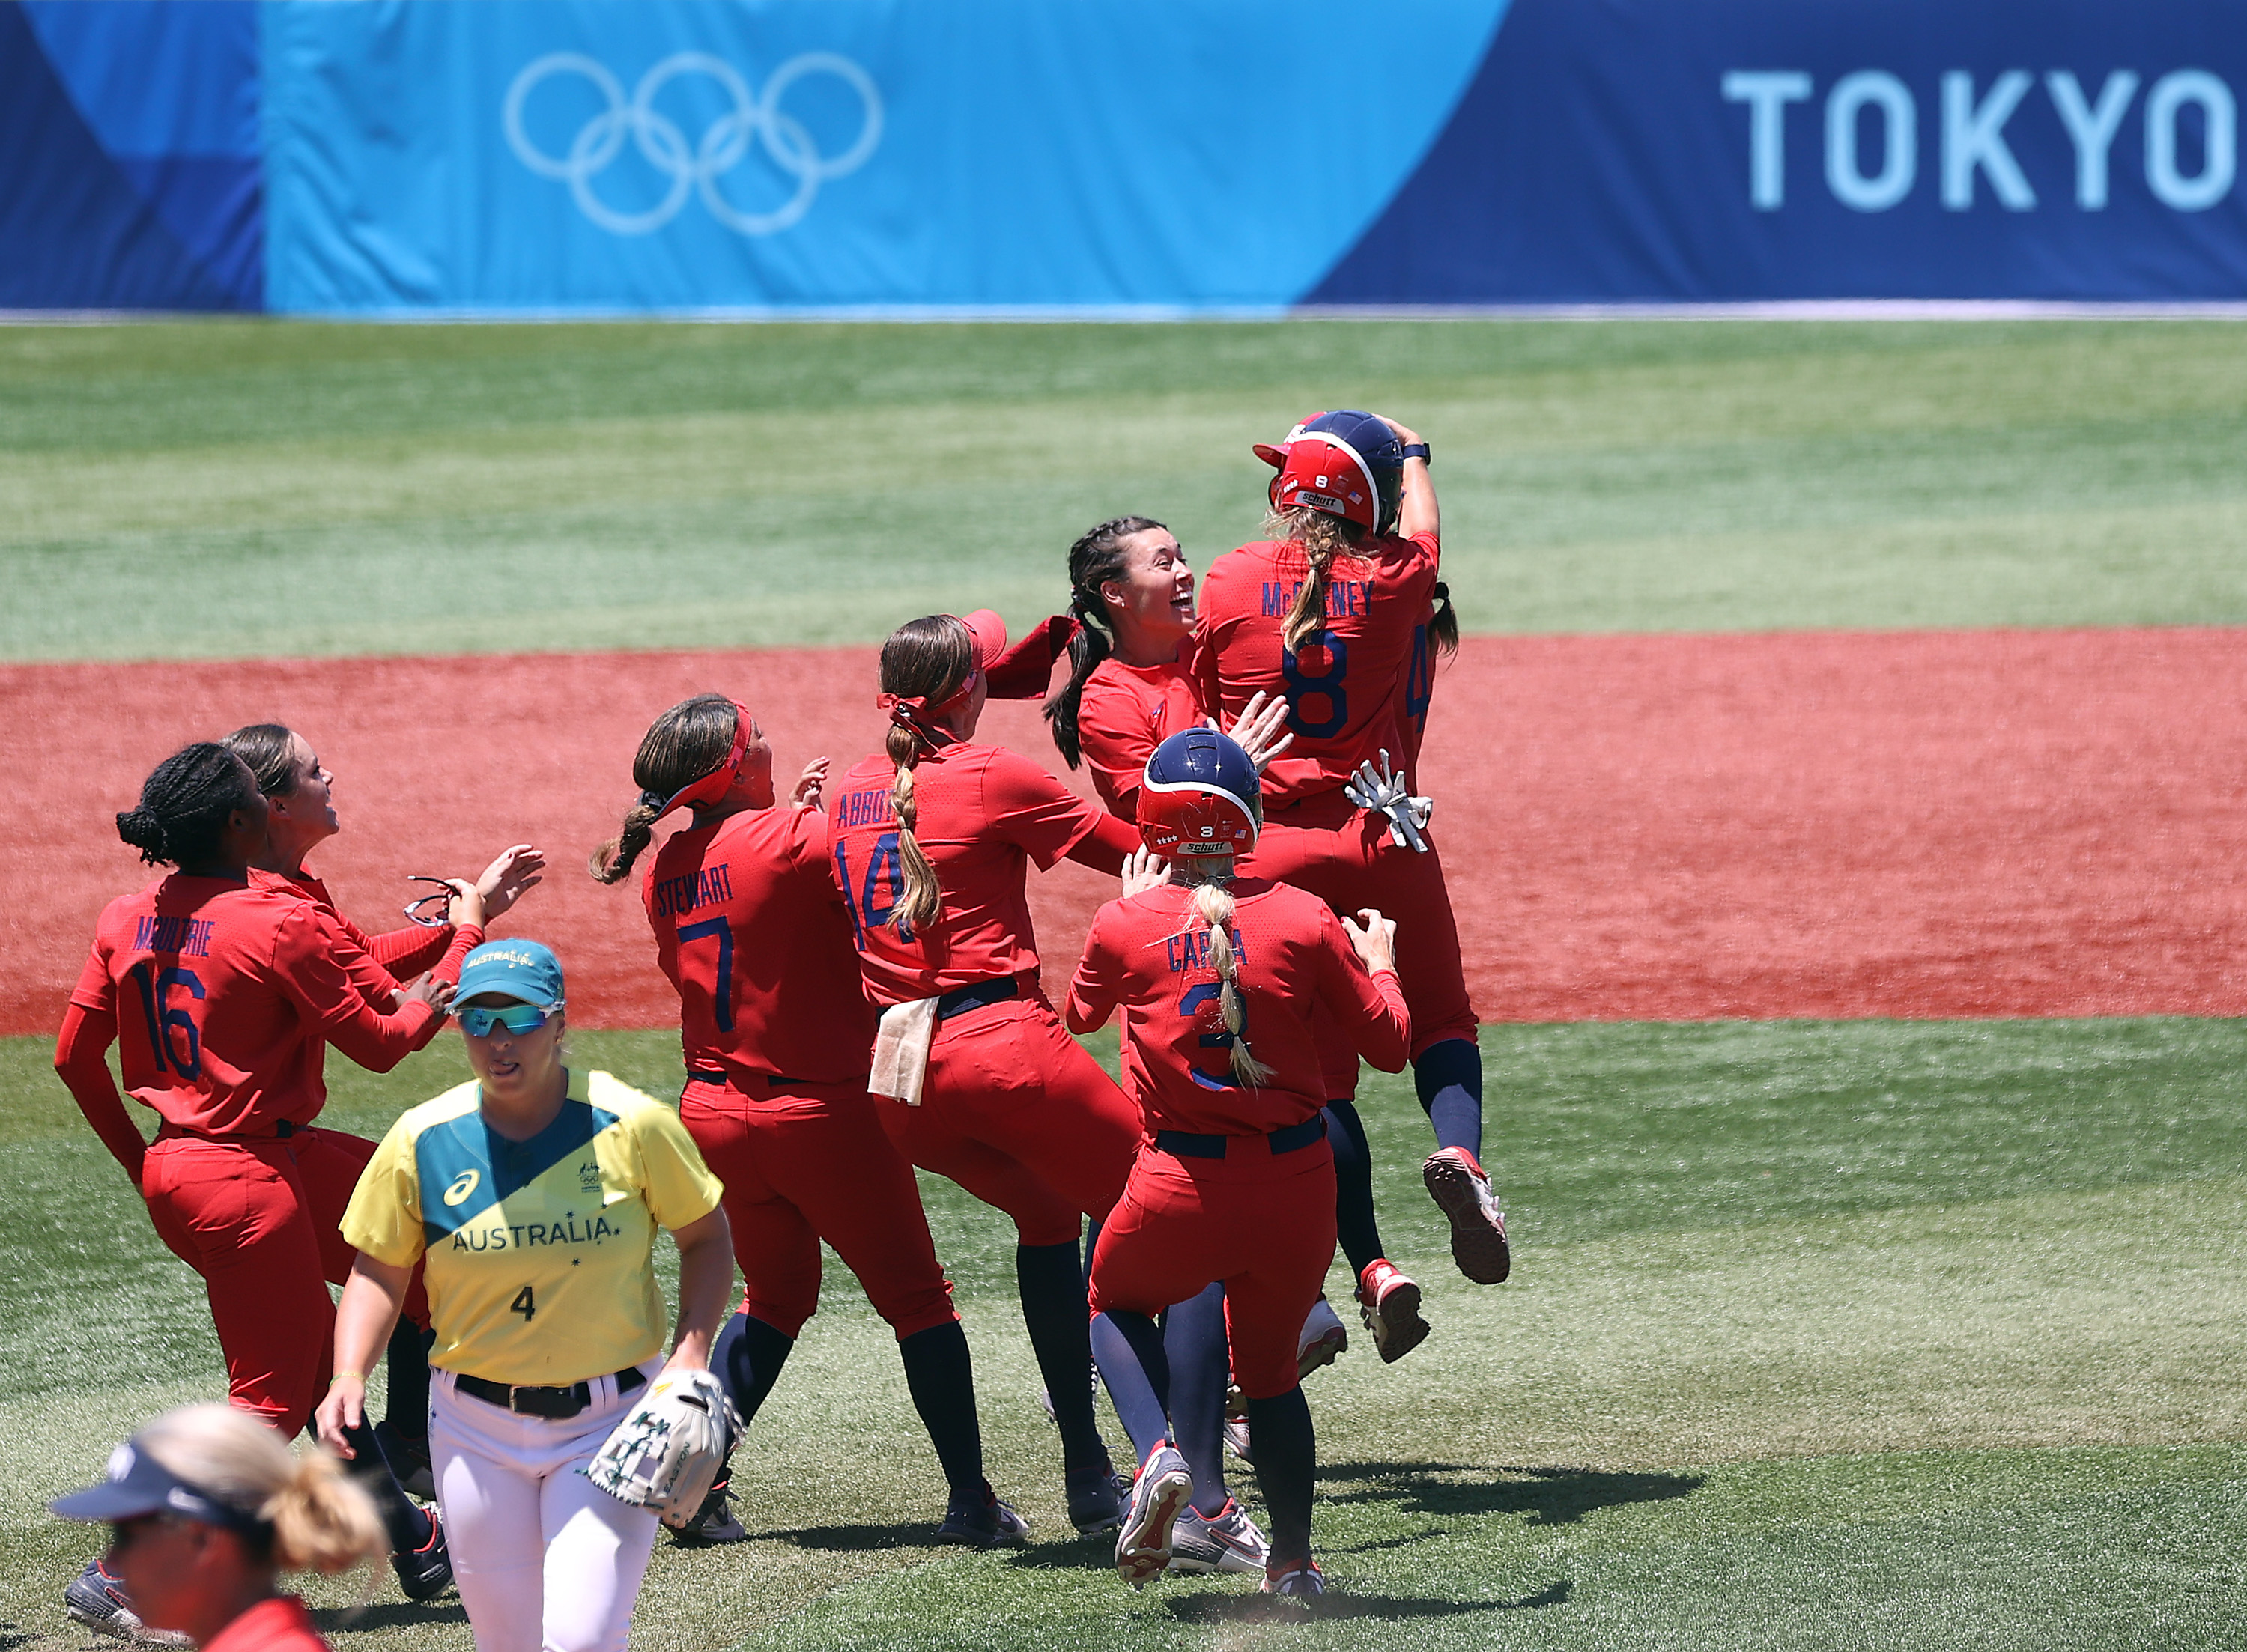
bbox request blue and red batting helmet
[1253,410,1404,535]
[1138,729,1261,858]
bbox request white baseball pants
[429,1366,661,1652]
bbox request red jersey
[202,1597,330,1652]
[1194,531,1440,806]
[68,874,440,1138]
[1064,877,1410,1136]
[829,741,1111,1006]
[644,805,876,1087]
[1077,648,1204,821]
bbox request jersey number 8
[1279,630,1350,741]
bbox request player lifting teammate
[592,693,1013,1546]
[1069,729,1410,1597]
[1196,411,1509,1290]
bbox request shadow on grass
[0,1624,37,1652]
[310,1601,470,1633]
[1160,1579,1573,1624]
[1322,1461,1703,1526]
[752,1522,938,1553]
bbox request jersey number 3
[1280,629,1350,740]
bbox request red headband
[876,610,1008,744]
[643,699,753,819]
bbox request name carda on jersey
[451,1210,624,1253]
[837,788,897,828]
[1260,577,1369,620]
[1165,926,1247,974]
[652,863,734,920]
[130,915,214,957]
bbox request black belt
[687,1068,804,1090]
[158,1117,298,1142]
[936,976,1019,1021]
[1156,1116,1328,1160]
[455,1365,646,1419]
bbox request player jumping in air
[1069,729,1410,1597]
[592,693,1014,1546]
[1196,412,1508,1288]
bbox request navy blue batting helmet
[1138,729,1261,857]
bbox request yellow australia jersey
[343,1069,724,1388]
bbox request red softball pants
[1089,1136,1338,1400]
[139,1125,431,1437]
[876,996,1141,1248]
[1246,793,1477,1058]
[680,1073,959,1340]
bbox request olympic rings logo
[503,51,882,236]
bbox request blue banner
[3,0,2245,311]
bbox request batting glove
[1343,751,1434,853]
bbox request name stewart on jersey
[1165,926,1246,974]
[837,787,897,828]
[1260,577,1370,619]
[651,863,734,920]
[130,914,214,956]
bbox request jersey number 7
[676,917,735,1033]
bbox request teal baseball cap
[453,938,565,1009]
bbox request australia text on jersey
[451,1209,626,1252]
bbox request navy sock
[1016,1239,1107,1472]
[1160,1283,1233,1515]
[1413,1038,1484,1158]
[898,1321,986,1498]
[338,1421,431,1554]
[1323,1101,1387,1277]
[1244,1386,1316,1567]
[715,1311,796,1444]
[1090,1309,1170,1463]
[382,1320,432,1440]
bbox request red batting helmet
[1253,409,1405,535]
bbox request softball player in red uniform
[223,720,544,1496]
[1069,729,1409,1597]
[829,611,1149,1533]
[54,744,457,1633]
[1023,514,1433,1365]
[1195,411,1508,1290]
[592,692,1019,1544]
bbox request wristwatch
[1401,442,1431,466]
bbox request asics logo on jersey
[443,1169,482,1206]
[504,51,883,237]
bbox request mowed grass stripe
[5,319,2247,660]
[2,1018,2241,1652]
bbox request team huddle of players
[58,409,1506,1643]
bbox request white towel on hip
[869,997,939,1106]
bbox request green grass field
[5,1018,2243,1650]
[5,319,2247,661]
[4,318,2243,1649]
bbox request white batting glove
[1343,751,1433,853]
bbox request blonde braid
[887,723,942,935]
[1192,881,1271,1087]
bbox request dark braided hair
[115,743,263,869]
[1045,515,1166,769]
[589,694,740,884]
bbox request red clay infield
[5,628,2243,1039]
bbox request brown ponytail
[1430,580,1460,658]
[879,616,974,936]
[1046,515,1165,768]
[591,693,740,884]
[1190,880,1271,1087]
[1264,505,1365,651]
